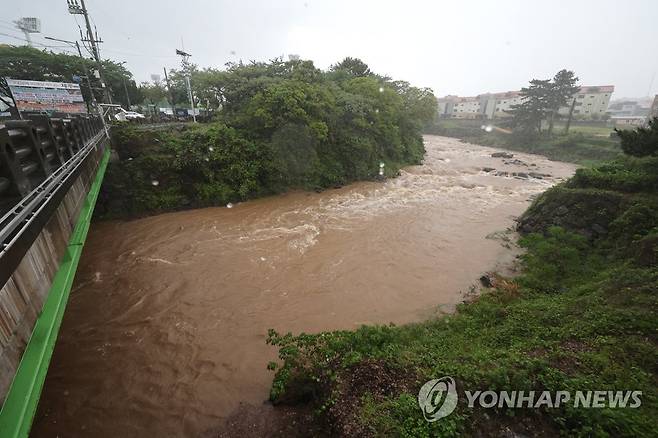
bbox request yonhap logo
[418,376,458,422]
[417,377,642,423]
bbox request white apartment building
[438,85,614,120]
[559,86,614,117]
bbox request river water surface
[34,136,575,436]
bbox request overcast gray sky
[4,0,658,98]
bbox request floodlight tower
[14,17,41,47]
[67,0,111,103]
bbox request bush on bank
[266,124,658,436]
[98,58,436,218]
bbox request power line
[67,0,112,104]
[0,31,23,40]
[0,23,18,32]
[82,0,177,61]
[0,31,77,53]
[86,0,134,43]
[101,47,178,59]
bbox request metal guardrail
[0,115,104,199]
[0,115,106,288]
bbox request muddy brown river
[33,136,575,437]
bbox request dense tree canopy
[616,117,658,157]
[547,69,580,135]
[508,69,580,136]
[0,45,142,114]
[105,57,437,215]
[209,57,437,185]
[508,78,551,134]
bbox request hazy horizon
[4,0,658,98]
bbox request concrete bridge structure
[0,114,110,437]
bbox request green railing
[0,147,110,438]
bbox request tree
[616,117,658,157]
[509,69,580,136]
[0,45,141,114]
[508,79,551,134]
[330,57,371,77]
[139,81,168,116]
[548,69,579,136]
[165,62,198,108]
[102,60,144,108]
[0,45,96,116]
[191,68,227,109]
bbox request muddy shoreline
[33,136,576,437]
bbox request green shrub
[266,154,658,437]
[100,59,436,218]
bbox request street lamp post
[118,61,131,110]
[175,48,197,122]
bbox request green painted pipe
[0,146,110,438]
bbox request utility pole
[122,79,131,109]
[163,67,176,116]
[647,72,656,98]
[67,0,111,103]
[44,36,99,114]
[564,97,577,134]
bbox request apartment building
[560,86,615,117]
[438,85,614,120]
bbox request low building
[438,85,614,120]
[607,97,652,118]
[489,91,524,119]
[610,116,646,128]
[558,85,614,118]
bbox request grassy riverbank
[97,58,436,218]
[426,119,622,166]
[266,128,658,436]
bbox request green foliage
[547,70,580,135]
[427,118,621,165]
[361,394,465,437]
[568,157,658,192]
[0,45,142,111]
[139,81,168,106]
[330,57,372,77]
[507,69,580,135]
[101,58,436,217]
[508,78,552,134]
[266,147,658,436]
[519,227,592,292]
[616,118,658,157]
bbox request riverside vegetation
[99,58,436,217]
[265,119,658,436]
[424,69,623,167]
[426,118,622,166]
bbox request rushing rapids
[34,136,576,436]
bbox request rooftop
[438,85,615,101]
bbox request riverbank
[265,141,658,436]
[33,137,575,436]
[97,122,421,219]
[426,119,622,166]
[98,58,437,219]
